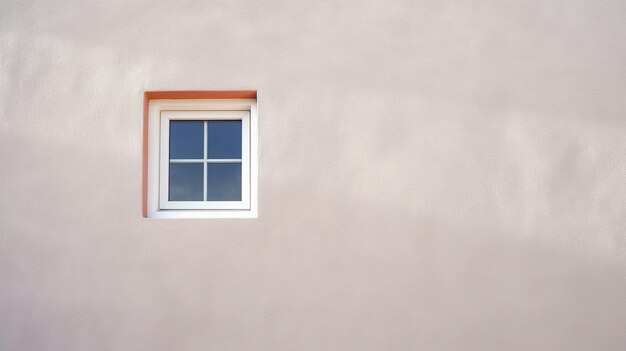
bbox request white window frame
[160,111,250,210]
[147,99,258,218]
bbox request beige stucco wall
[1,1,625,350]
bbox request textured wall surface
[1,1,625,350]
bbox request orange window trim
[142,90,257,217]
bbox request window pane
[207,121,241,159]
[170,121,204,159]
[207,163,241,201]
[169,163,204,201]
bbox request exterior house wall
[1,1,625,350]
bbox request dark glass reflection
[207,163,242,201]
[170,121,204,159]
[207,121,242,159]
[169,163,203,201]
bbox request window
[144,91,258,218]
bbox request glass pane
[207,121,241,159]
[170,121,204,159]
[169,163,204,201]
[207,163,241,201]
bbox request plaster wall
[1,1,625,350]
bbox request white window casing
[147,99,258,218]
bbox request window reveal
[145,93,258,218]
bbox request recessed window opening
[144,91,257,219]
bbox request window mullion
[203,121,208,202]
[205,159,242,163]
[169,159,205,163]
